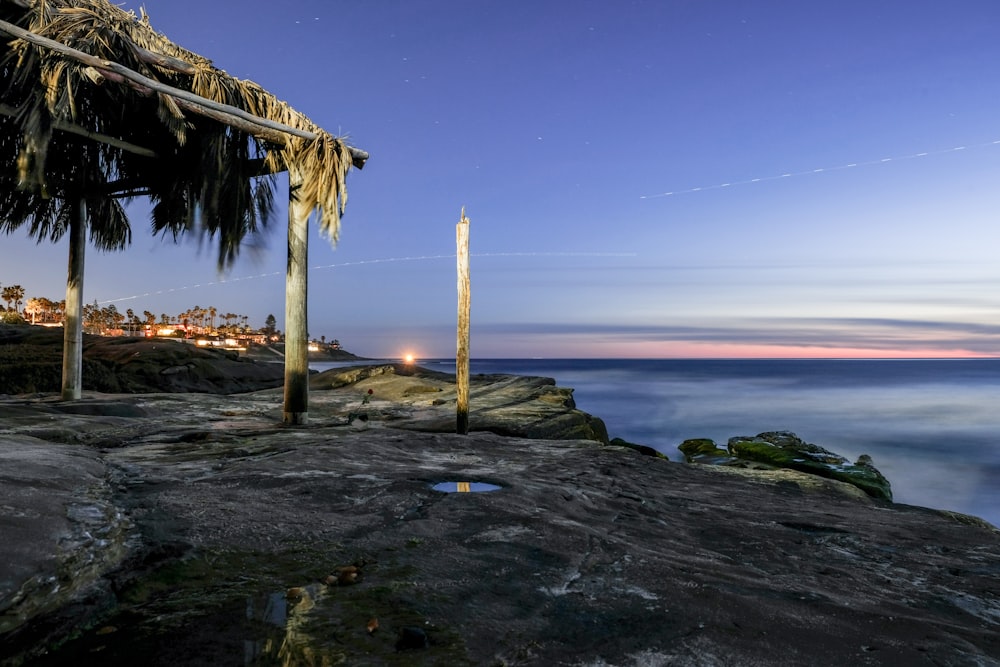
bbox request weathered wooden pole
[61,197,86,401]
[283,166,311,424]
[456,208,471,434]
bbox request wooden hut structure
[0,0,367,423]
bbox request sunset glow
[465,331,999,360]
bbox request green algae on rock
[728,431,893,501]
[679,431,893,501]
[678,438,731,463]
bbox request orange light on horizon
[483,335,998,360]
[403,353,416,364]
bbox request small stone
[396,626,429,651]
[323,565,361,586]
[337,565,360,585]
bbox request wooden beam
[130,43,198,76]
[283,165,311,425]
[61,197,85,401]
[456,208,471,435]
[0,101,157,158]
[172,96,291,147]
[0,18,368,168]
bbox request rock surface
[1,368,999,666]
[310,363,610,443]
[680,431,894,501]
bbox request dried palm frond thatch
[0,0,365,265]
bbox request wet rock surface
[680,431,895,501]
[1,367,999,666]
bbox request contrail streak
[639,139,1000,199]
[96,251,638,305]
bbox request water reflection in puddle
[245,584,336,665]
[431,481,502,493]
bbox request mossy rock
[610,437,668,459]
[678,438,731,463]
[727,432,892,501]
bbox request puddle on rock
[14,547,468,665]
[431,481,502,493]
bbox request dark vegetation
[0,324,284,394]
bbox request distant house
[241,332,268,345]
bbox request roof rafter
[0,17,368,169]
[0,100,156,157]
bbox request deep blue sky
[4,1,1000,359]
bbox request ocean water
[314,358,1000,528]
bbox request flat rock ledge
[1,366,999,666]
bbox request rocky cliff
[0,324,285,395]
[1,364,998,665]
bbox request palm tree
[0,285,16,312]
[1,284,25,313]
[38,297,56,322]
[82,301,100,334]
[111,306,125,333]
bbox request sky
[3,0,1000,359]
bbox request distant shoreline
[235,342,371,364]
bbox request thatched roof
[0,0,366,264]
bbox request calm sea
[313,358,1000,528]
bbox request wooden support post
[61,198,85,401]
[456,208,471,434]
[283,166,311,424]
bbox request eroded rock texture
[1,368,997,666]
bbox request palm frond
[0,0,362,264]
